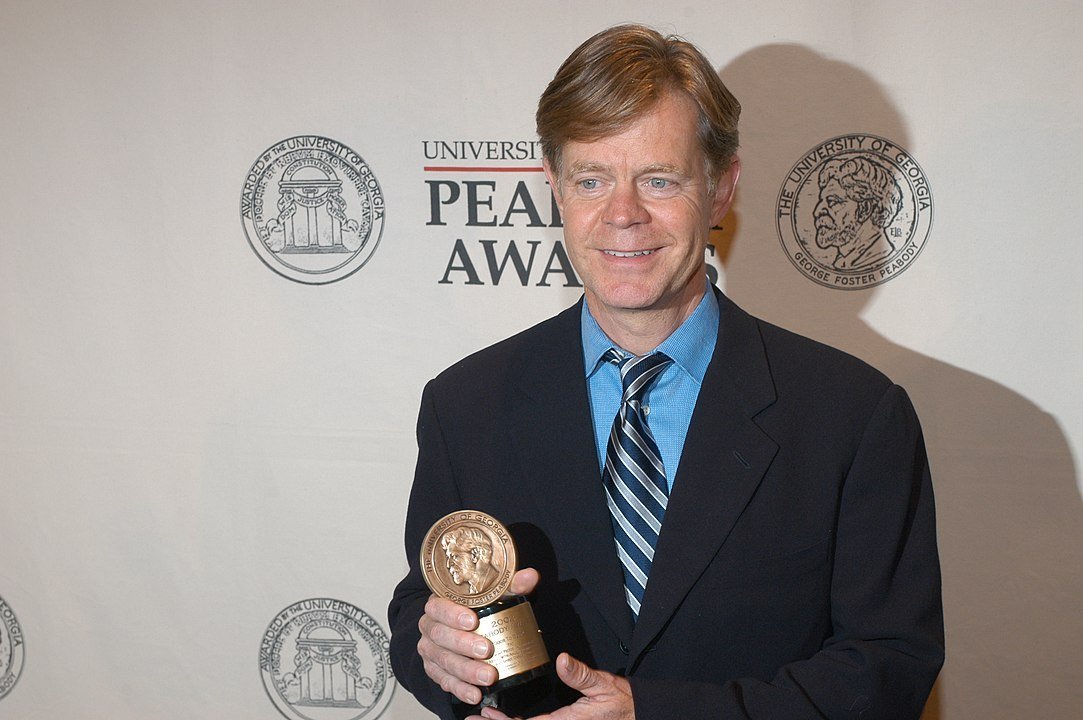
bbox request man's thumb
[556,653,598,693]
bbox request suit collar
[630,287,780,662]
[579,284,720,386]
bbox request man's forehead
[821,178,846,193]
[558,92,701,161]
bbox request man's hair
[819,157,903,228]
[441,527,492,562]
[536,24,740,185]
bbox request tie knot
[604,349,672,403]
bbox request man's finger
[425,595,480,630]
[418,634,497,684]
[555,652,600,694]
[420,613,493,660]
[509,567,540,596]
[423,655,485,705]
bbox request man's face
[444,543,477,586]
[545,92,738,325]
[814,178,861,249]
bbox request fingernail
[459,612,474,628]
[478,667,496,685]
[473,641,489,658]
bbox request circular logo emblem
[0,595,25,701]
[241,136,385,284]
[776,134,932,290]
[260,598,394,720]
[420,510,517,608]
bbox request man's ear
[856,198,875,224]
[470,547,482,565]
[710,156,741,227]
[543,158,564,215]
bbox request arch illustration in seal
[260,597,394,720]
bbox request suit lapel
[630,290,779,662]
[507,301,634,643]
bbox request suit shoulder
[429,303,578,395]
[743,315,920,449]
[754,316,894,397]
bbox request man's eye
[579,179,599,190]
[648,177,670,189]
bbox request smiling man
[390,24,943,720]
[547,88,738,355]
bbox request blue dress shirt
[581,284,720,491]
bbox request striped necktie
[601,349,673,620]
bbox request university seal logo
[0,594,24,701]
[776,134,932,290]
[260,598,394,720]
[242,136,385,284]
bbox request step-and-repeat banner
[2,2,1080,718]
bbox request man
[813,156,904,271]
[442,527,501,596]
[389,24,943,720]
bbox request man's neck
[586,286,707,356]
[837,223,881,261]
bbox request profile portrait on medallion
[240,135,385,284]
[813,156,902,271]
[421,511,516,607]
[441,525,503,595]
[777,134,933,290]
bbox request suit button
[618,640,629,655]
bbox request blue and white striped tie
[601,349,672,620]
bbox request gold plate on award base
[475,599,550,678]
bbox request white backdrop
[1,2,1081,718]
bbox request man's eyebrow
[640,163,687,176]
[566,161,611,175]
[565,161,689,176]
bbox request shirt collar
[581,280,719,385]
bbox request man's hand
[418,568,540,706]
[475,653,634,720]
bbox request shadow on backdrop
[711,43,1082,720]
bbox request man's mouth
[603,249,656,257]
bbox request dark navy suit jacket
[389,288,943,719]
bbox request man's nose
[602,183,649,228]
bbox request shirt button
[642,405,650,416]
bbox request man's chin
[586,281,704,315]
[815,230,841,250]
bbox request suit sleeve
[631,384,944,720]
[387,380,465,720]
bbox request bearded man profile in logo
[813,155,904,271]
[440,527,500,595]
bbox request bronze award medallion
[421,511,551,707]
